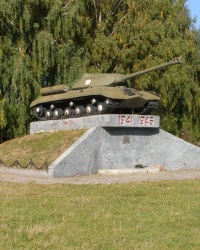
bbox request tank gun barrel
[116,56,183,82]
[40,84,69,96]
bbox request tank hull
[30,86,160,120]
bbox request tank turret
[30,56,182,121]
[71,56,183,89]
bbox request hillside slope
[0,130,86,168]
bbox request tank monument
[30,57,200,177]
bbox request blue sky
[186,0,200,27]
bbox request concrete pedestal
[30,115,200,178]
[30,114,160,133]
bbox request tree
[0,0,200,143]
[0,94,7,142]
[0,0,91,139]
[87,0,200,141]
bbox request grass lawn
[0,130,86,167]
[0,180,200,249]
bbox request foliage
[0,95,7,142]
[0,96,7,129]
[0,0,200,142]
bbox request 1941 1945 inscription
[119,115,155,126]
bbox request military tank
[30,56,182,120]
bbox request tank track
[100,100,119,114]
[138,100,159,115]
[33,99,119,121]
[33,100,158,121]
[33,108,46,121]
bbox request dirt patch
[1,166,200,185]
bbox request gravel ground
[1,166,200,185]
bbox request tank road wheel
[53,108,63,119]
[97,102,106,114]
[64,107,74,119]
[75,106,85,117]
[85,104,96,116]
[44,109,53,120]
[33,105,44,119]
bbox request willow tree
[87,0,200,142]
[0,0,200,143]
[0,0,91,139]
[0,95,7,142]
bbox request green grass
[0,129,86,167]
[1,180,200,249]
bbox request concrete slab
[99,127,200,171]
[30,114,160,134]
[98,169,150,175]
[46,121,200,178]
[48,126,102,177]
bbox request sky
[186,0,200,28]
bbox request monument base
[30,114,160,134]
[48,126,200,178]
[29,115,200,178]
